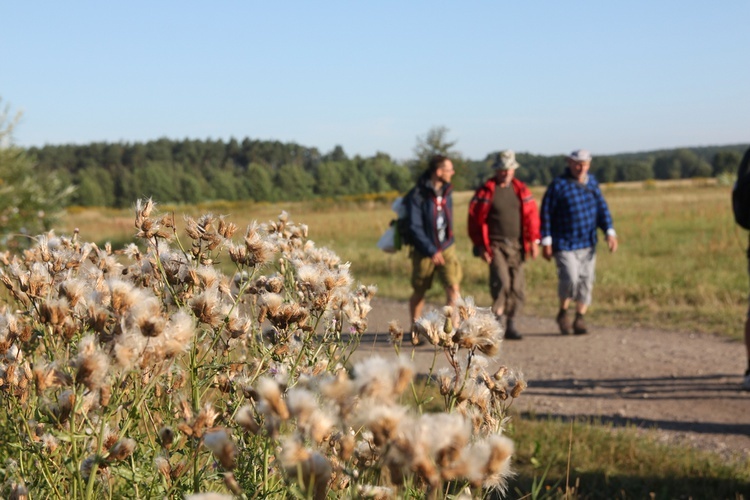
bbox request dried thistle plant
[0,199,522,499]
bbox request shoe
[573,313,588,335]
[556,309,572,335]
[743,369,750,391]
[504,318,523,340]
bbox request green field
[60,181,749,341]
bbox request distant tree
[73,164,115,206]
[102,143,123,168]
[209,169,241,201]
[122,142,147,168]
[276,164,315,200]
[145,138,173,162]
[675,149,711,178]
[112,166,142,208]
[323,145,348,163]
[244,163,275,202]
[711,151,741,176]
[653,149,711,179]
[411,126,469,189]
[363,154,409,193]
[177,176,201,204]
[591,157,617,183]
[134,161,180,202]
[75,175,108,207]
[225,137,241,167]
[173,139,200,166]
[381,162,413,192]
[618,160,654,181]
[0,100,74,247]
[315,162,345,197]
[413,126,457,162]
[357,159,391,193]
[652,155,682,180]
[341,163,371,195]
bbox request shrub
[0,199,522,498]
[0,100,74,248]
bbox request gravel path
[351,298,750,460]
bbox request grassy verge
[405,376,750,498]
[507,414,750,499]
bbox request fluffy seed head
[203,429,237,470]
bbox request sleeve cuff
[606,228,616,237]
[541,236,552,246]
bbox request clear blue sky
[3,1,749,161]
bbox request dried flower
[106,438,136,462]
[203,429,237,470]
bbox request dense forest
[25,135,749,208]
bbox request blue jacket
[407,173,454,257]
[541,171,613,252]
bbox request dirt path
[351,298,750,460]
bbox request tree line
[471,145,748,188]
[21,129,750,208]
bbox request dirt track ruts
[351,298,750,460]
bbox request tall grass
[60,182,749,339]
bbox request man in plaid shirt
[541,149,618,335]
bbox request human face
[566,158,590,181]
[436,159,455,184]
[494,167,515,187]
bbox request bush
[0,100,74,248]
[0,199,524,498]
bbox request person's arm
[468,186,492,261]
[407,190,437,257]
[593,182,617,253]
[540,182,556,260]
[520,183,541,260]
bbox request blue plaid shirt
[541,172,614,251]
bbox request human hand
[542,245,553,261]
[606,234,618,253]
[529,241,540,260]
[432,251,446,266]
[483,251,492,263]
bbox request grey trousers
[554,247,597,305]
[489,239,525,318]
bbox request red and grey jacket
[468,177,540,259]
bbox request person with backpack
[468,150,540,340]
[732,146,750,390]
[406,154,462,338]
[540,149,617,335]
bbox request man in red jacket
[468,150,540,340]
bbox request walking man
[468,150,540,340]
[731,146,750,390]
[540,149,617,335]
[407,155,462,335]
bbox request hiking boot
[573,313,588,335]
[743,369,750,391]
[556,309,572,335]
[504,318,523,340]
